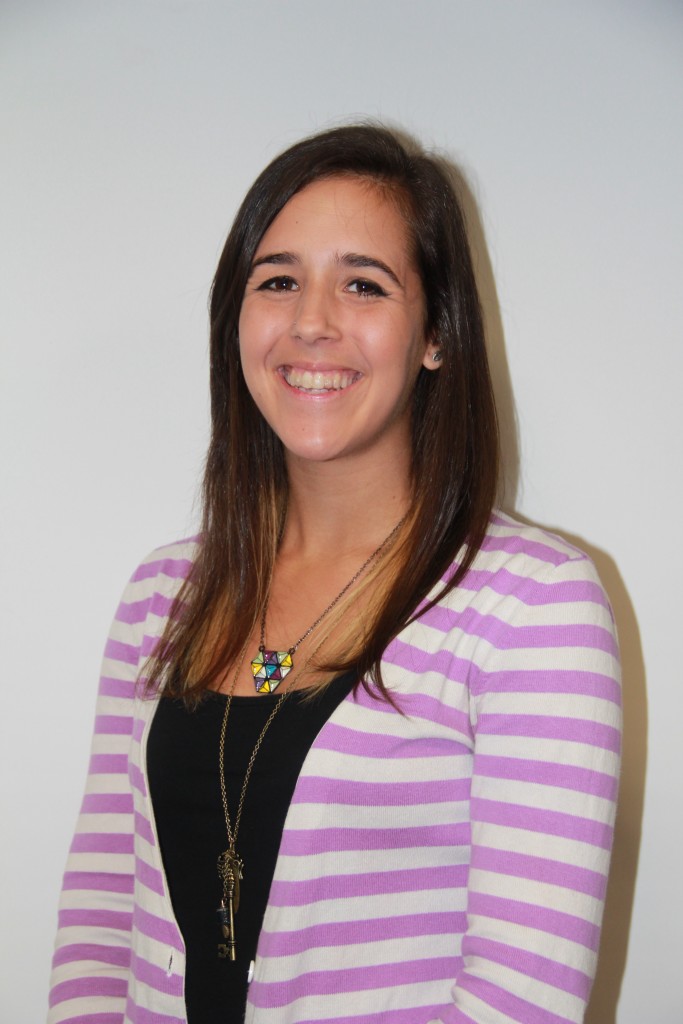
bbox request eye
[347,278,388,298]
[256,276,299,292]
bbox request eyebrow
[340,252,401,288]
[250,251,300,272]
[249,250,402,289]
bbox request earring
[432,350,442,363]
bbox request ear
[422,340,443,371]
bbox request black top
[147,673,355,1024]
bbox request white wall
[2,2,681,1020]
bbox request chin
[284,443,349,465]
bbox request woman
[49,125,621,1024]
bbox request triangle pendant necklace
[249,514,408,693]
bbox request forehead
[256,176,413,259]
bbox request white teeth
[283,368,358,392]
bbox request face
[238,176,439,473]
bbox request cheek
[238,308,265,372]
[237,305,253,353]
[238,302,283,362]
[236,312,262,399]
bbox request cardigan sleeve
[436,549,622,1024]
[47,551,185,1024]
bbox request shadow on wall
[539,527,646,1024]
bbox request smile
[281,367,361,394]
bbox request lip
[279,365,362,395]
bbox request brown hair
[149,123,499,701]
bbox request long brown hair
[149,123,499,701]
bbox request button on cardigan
[49,511,621,1024]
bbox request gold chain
[216,512,407,959]
[258,513,408,656]
[218,645,298,852]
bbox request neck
[282,449,413,561]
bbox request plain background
[1,2,681,1021]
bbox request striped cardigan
[49,512,621,1024]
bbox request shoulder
[423,509,616,645]
[452,509,611,609]
[128,535,199,587]
[412,511,620,704]
[383,514,619,716]
[114,536,200,629]
[475,509,599,577]
[101,537,200,686]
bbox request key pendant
[217,848,243,960]
[216,898,236,960]
[217,848,243,912]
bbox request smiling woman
[48,125,621,1024]
[238,176,437,468]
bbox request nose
[290,280,341,344]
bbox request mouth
[280,366,361,394]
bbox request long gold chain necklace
[216,515,406,960]
[216,645,296,960]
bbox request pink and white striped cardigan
[48,511,621,1024]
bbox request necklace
[216,646,297,960]
[250,516,407,693]
[216,515,407,959]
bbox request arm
[440,548,621,1023]
[48,550,188,1024]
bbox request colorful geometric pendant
[250,648,294,693]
